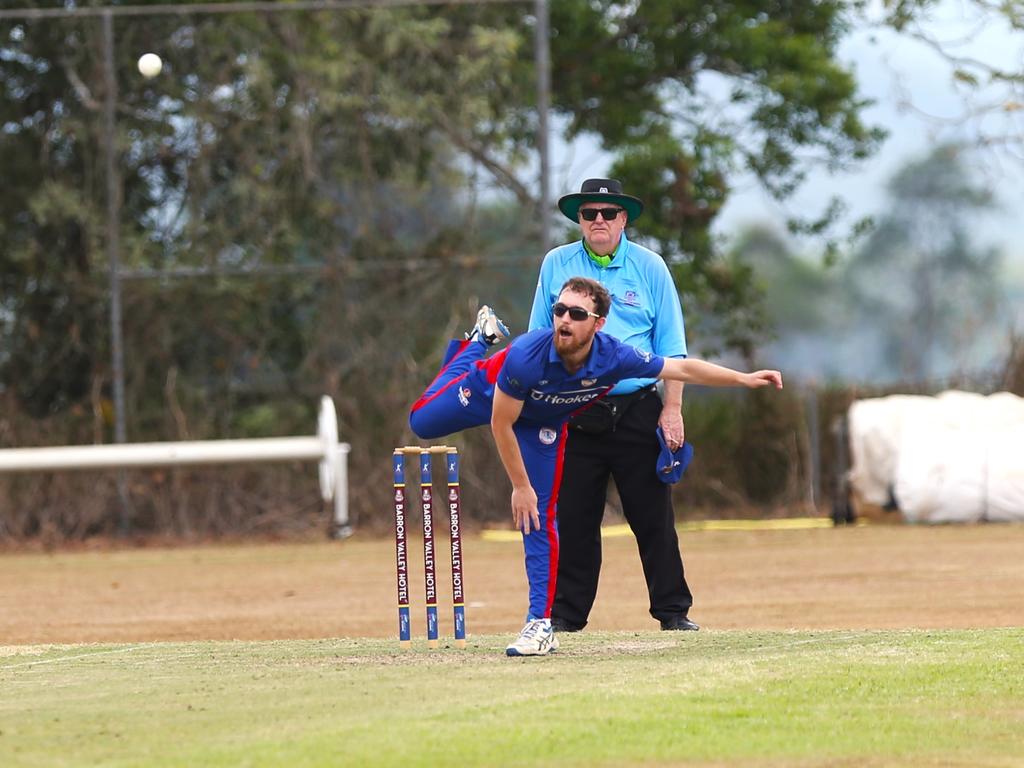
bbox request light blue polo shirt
[528,234,687,395]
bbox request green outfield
[3,628,1022,767]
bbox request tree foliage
[739,145,1006,385]
[872,1,1024,164]
[844,144,1003,381]
[0,0,891,534]
[549,0,883,241]
[541,0,884,352]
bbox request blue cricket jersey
[494,329,665,426]
[528,234,687,395]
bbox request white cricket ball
[137,53,162,79]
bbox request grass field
[2,523,1024,766]
[3,629,1023,767]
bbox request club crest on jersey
[634,348,653,363]
[538,427,558,445]
[581,378,597,387]
[622,290,641,307]
[457,386,472,407]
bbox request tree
[736,226,833,335]
[0,1,892,535]
[731,224,872,381]
[540,0,884,350]
[0,3,528,422]
[843,144,1003,381]
[548,2,882,223]
[876,0,1024,163]
[1,1,888,419]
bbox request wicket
[393,445,466,649]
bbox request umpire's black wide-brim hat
[558,178,644,223]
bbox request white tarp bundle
[847,390,1024,523]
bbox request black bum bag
[567,384,657,435]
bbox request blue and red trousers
[409,338,566,620]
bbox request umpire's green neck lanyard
[583,238,623,268]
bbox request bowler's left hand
[511,485,540,535]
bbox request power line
[118,254,540,280]
[0,0,524,21]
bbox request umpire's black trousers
[551,390,693,629]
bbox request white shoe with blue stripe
[467,305,509,347]
[505,618,559,657]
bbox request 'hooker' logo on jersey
[530,390,601,406]
[539,428,557,445]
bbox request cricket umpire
[528,178,699,632]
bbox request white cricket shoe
[505,618,559,657]
[467,305,509,346]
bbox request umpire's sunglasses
[553,302,601,321]
[579,207,623,222]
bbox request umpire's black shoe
[660,615,700,631]
[550,617,584,632]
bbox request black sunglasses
[579,207,623,222]
[553,302,601,321]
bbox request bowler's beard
[553,325,590,357]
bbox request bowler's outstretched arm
[659,358,783,390]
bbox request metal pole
[102,12,133,532]
[830,414,854,525]
[102,11,127,447]
[805,387,820,510]
[535,0,550,253]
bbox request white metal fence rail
[0,396,352,537]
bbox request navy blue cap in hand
[656,427,693,484]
